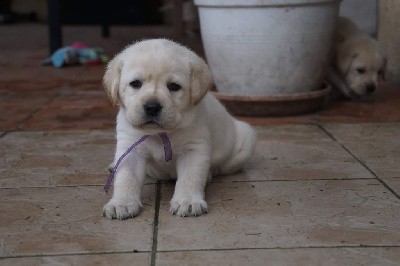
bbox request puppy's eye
[378,70,383,75]
[167,82,181,92]
[356,68,366,74]
[129,80,142,89]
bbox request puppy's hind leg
[219,120,256,175]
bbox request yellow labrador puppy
[328,17,386,99]
[102,39,256,219]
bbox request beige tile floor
[1,23,400,265]
[0,124,399,265]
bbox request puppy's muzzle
[144,100,163,117]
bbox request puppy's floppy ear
[189,54,214,105]
[337,46,359,75]
[103,54,123,106]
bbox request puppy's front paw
[102,199,142,220]
[170,197,208,217]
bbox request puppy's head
[336,36,386,98]
[103,39,213,133]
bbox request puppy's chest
[139,138,184,178]
[139,137,185,163]
[143,141,170,162]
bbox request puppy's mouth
[135,119,177,134]
[143,119,159,126]
[131,113,178,132]
[139,119,165,129]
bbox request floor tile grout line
[2,244,399,260]
[154,244,400,253]
[15,92,61,131]
[150,181,162,266]
[0,177,379,190]
[12,70,85,132]
[317,123,400,199]
[0,183,157,190]
[0,250,150,260]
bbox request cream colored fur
[102,39,256,219]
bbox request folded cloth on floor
[43,42,109,68]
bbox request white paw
[102,198,142,220]
[170,197,208,217]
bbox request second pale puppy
[102,39,256,219]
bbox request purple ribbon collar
[104,132,172,193]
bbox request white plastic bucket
[194,0,341,96]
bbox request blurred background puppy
[328,16,386,100]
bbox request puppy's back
[336,16,364,42]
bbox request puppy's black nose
[366,84,376,94]
[144,100,162,117]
